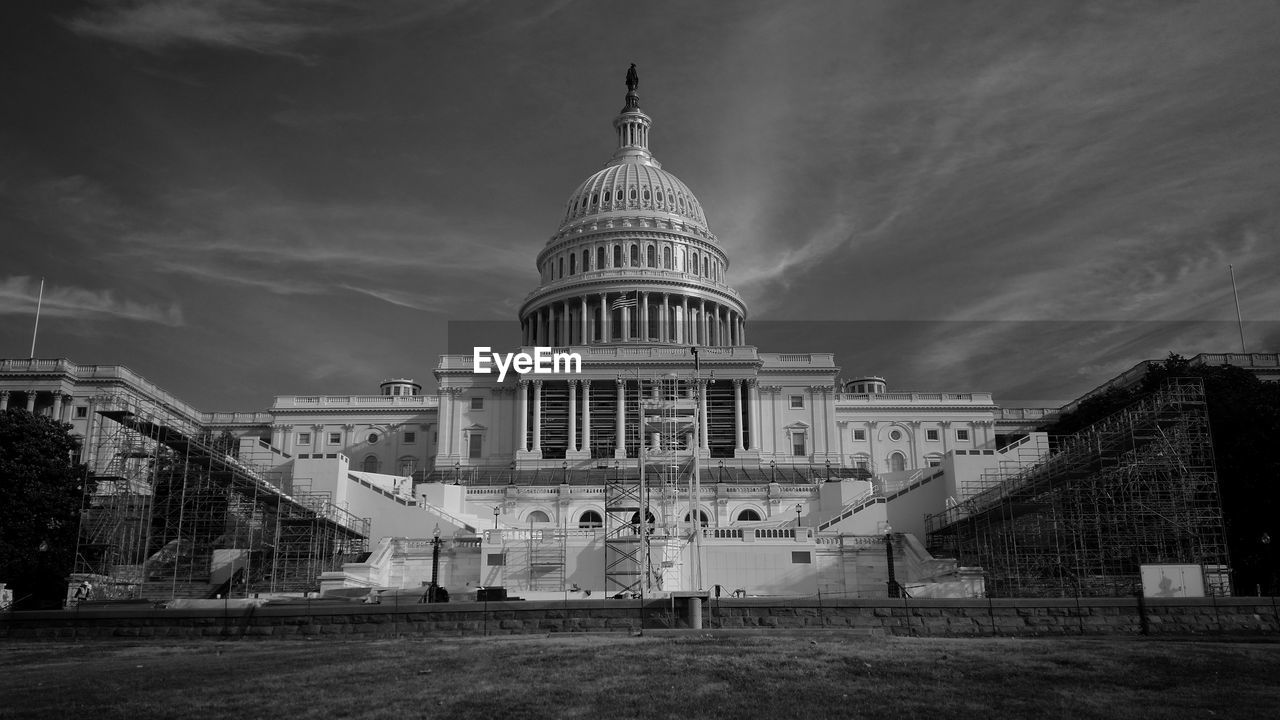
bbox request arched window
[597,246,605,270]
[613,246,622,268]
[583,249,589,271]
[578,510,603,528]
[630,188,637,201]
[630,244,639,267]
[736,509,761,522]
[559,257,564,278]
[889,452,906,472]
[527,510,550,523]
[691,251,698,274]
[703,257,709,276]
[591,193,598,206]
[683,510,710,527]
[569,254,576,275]
[663,246,672,269]
[643,188,651,201]
[604,190,611,203]
[362,455,380,473]
[646,245,656,267]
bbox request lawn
[1,633,1277,719]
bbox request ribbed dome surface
[560,162,708,232]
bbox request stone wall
[3,596,1278,640]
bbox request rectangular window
[75,406,88,418]
[926,429,939,441]
[855,460,869,470]
[328,432,342,445]
[853,429,866,441]
[297,432,312,445]
[956,429,970,442]
[789,395,804,409]
[791,551,812,564]
[792,433,806,457]
[403,432,416,444]
[469,434,483,459]
[470,397,484,411]
[486,553,505,567]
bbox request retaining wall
[3,596,1278,641]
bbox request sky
[2,0,1278,411]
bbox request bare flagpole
[29,277,44,359]
[1229,265,1246,354]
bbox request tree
[1041,355,1280,594]
[0,409,90,609]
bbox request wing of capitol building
[2,68,1269,604]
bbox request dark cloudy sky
[2,0,1277,411]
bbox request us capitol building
[8,67,1210,602]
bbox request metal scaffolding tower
[73,392,369,600]
[925,378,1230,597]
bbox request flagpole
[1229,265,1246,354]
[29,277,44,359]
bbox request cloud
[64,0,326,55]
[0,276,183,326]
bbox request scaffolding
[74,391,369,600]
[925,378,1230,598]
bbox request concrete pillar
[25,390,37,412]
[681,296,689,344]
[582,381,592,458]
[532,380,543,453]
[661,293,669,342]
[567,380,578,453]
[581,297,589,344]
[748,380,761,451]
[600,293,610,342]
[517,381,529,452]
[52,393,64,421]
[733,379,745,452]
[641,292,650,341]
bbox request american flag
[611,293,637,310]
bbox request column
[621,298,631,340]
[25,390,37,412]
[282,424,295,455]
[868,421,878,474]
[532,311,541,346]
[561,301,570,346]
[661,293,670,342]
[641,292,650,341]
[52,393,65,421]
[532,380,543,454]
[438,390,453,456]
[581,381,592,458]
[271,424,284,450]
[615,379,626,458]
[312,424,324,455]
[698,380,709,451]
[747,380,760,451]
[681,297,689,344]
[342,424,354,450]
[581,297,589,344]
[517,380,529,452]
[739,317,746,345]
[698,300,707,345]
[567,380,578,453]
[601,293,610,342]
[733,379,745,452]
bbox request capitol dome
[519,67,747,349]
[559,162,709,233]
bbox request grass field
[2,633,1278,719]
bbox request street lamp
[825,458,831,483]
[493,505,500,529]
[884,524,899,599]
[769,459,776,484]
[453,460,460,486]
[718,460,724,484]
[429,524,442,603]
[509,459,516,486]
[614,459,620,482]
[562,460,569,485]
[795,503,803,528]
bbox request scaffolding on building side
[924,378,1230,598]
[73,391,369,600]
